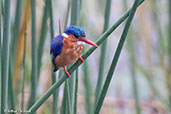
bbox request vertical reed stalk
[122,0,141,113]
[136,64,171,109]
[28,1,144,112]
[49,2,61,112]
[127,37,141,114]
[68,0,81,112]
[95,0,111,107]
[28,0,37,113]
[1,0,11,113]
[21,25,27,114]
[168,0,171,105]
[12,0,22,59]
[64,0,71,29]
[37,0,49,78]
[73,70,78,114]
[82,55,92,114]
[8,61,16,109]
[66,80,72,114]
[94,0,140,113]
[71,0,80,25]
[60,82,68,114]
[0,0,2,112]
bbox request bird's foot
[64,67,71,78]
[79,56,84,63]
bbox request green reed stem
[64,0,71,29]
[95,0,111,107]
[68,0,81,112]
[12,0,22,59]
[136,64,171,109]
[21,25,27,114]
[9,60,16,109]
[168,0,171,105]
[66,80,72,114]
[1,0,11,113]
[71,0,80,25]
[82,56,92,114]
[28,0,37,113]
[127,36,141,114]
[0,0,2,112]
[60,82,68,114]
[94,0,140,113]
[37,0,49,78]
[122,0,141,113]
[73,70,78,114]
[29,1,144,112]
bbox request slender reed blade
[0,0,2,112]
[8,61,16,109]
[73,70,78,114]
[82,55,92,114]
[12,0,22,59]
[68,0,81,112]
[71,0,80,25]
[126,34,141,114]
[13,0,31,87]
[95,0,111,107]
[49,1,60,113]
[135,64,171,109]
[122,0,141,113]
[66,80,72,114]
[28,0,37,113]
[21,23,27,114]
[1,0,11,113]
[94,0,141,113]
[168,0,171,105]
[37,0,49,78]
[28,1,144,112]
[60,82,68,114]
[64,0,71,29]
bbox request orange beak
[79,38,98,47]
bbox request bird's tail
[53,67,58,72]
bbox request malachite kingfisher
[50,25,98,78]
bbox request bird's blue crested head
[64,25,86,38]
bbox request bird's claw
[79,56,84,63]
[64,67,71,78]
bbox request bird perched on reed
[50,25,98,77]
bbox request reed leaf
[64,0,71,30]
[122,0,141,113]
[82,54,92,114]
[28,0,37,113]
[1,0,11,113]
[49,1,60,113]
[21,24,27,114]
[94,0,141,113]
[8,61,16,109]
[66,80,72,114]
[0,0,2,112]
[73,70,78,114]
[126,34,141,114]
[12,0,22,59]
[37,0,49,78]
[95,0,111,107]
[60,82,68,114]
[28,1,144,112]
[13,0,31,87]
[135,63,171,109]
[67,0,81,113]
[168,0,171,105]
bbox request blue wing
[50,34,64,57]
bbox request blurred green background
[0,0,171,114]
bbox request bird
[50,25,98,78]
